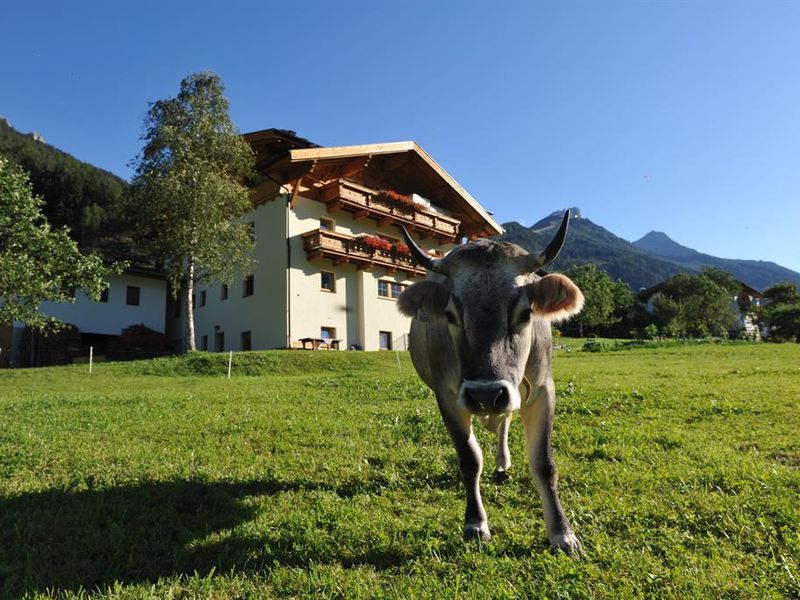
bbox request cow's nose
[462,382,510,413]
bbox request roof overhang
[244,132,503,238]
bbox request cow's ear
[398,280,450,319]
[527,274,584,323]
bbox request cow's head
[398,211,584,414]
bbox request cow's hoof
[549,532,584,558]
[463,523,491,542]
[492,469,511,484]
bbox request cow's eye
[445,310,459,326]
[517,308,532,324]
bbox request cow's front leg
[439,401,490,541]
[520,380,582,556]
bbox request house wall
[39,273,166,335]
[176,197,289,351]
[168,192,455,352]
[286,195,454,351]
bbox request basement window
[221,284,228,301]
[379,331,392,351]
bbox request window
[379,281,404,300]
[320,217,334,231]
[199,290,206,307]
[221,284,228,301]
[126,285,140,306]
[321,271,335,292]
[201,335,208,351]
[321,326,336,340]
[243,275,254,297]
[214,332,225,352]
[99,287,109,303]
[379,331,392,351]
[191,293,195,308]
[241,331,252,351]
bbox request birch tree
[130,72,255,351]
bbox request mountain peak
[633,231,698,258]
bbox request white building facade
[168,130,503,352]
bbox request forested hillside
[500,210,800,291]
[0,118,144,263]
[500,214,683,290]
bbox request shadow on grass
[0,474,438,597]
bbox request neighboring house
[1,268,167,367]
[735,282,765,340]
[167,129,503,352]
[637,279,764,339]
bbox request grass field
[1,342,799,599]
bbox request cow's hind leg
[520,380,583,556]
[439,401,490,541]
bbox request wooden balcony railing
[302,229,426,277]
[320,179,460,241]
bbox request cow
[397,211,585,555]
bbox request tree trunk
[183,261,196,352]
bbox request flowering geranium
[356,234,393,252]
[394,242,411,256]
[379,189,415,208]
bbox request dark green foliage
[760,282,800,342]
[0,157,121,329]
[563,263,618,335]
[0,119,139,263]
[646,268,739,338]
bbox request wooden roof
[243,130,504,238]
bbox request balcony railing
[302,229,426,277]
[320,179,460,241]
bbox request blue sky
[2,1,799,273]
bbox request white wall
[178,197,289,351]
[287,195,454,350]
[39,273,166,335]
[168,192,456,352]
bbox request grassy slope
[1,344,799,599]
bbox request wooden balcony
[302,229,426,277]
[320,179,460,242]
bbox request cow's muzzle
[458,380,520,414]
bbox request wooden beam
[290,142,415,162]
[327,201,342,213]
[353,209,369,220]
[289,177,303,208]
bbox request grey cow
[397,211,585,555]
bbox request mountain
[0,117,144,264]
[498,209,800,291]
[632,231,800,291]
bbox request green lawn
[1,343,799,599]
